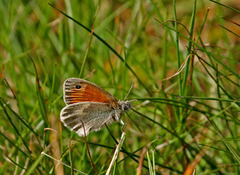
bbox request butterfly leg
[120,119,124,125]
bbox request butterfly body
[60,78,130,136]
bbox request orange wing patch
[65,83,113,104]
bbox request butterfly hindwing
[60,102,115,136]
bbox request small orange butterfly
[60,78,131,136]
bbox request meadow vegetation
[0,0,240,174]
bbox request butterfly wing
[63,78,118,107]
[60,102,115,136]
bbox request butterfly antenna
[124,82,134,101]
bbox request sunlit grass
[0,0,240,174]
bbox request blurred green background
[1,0,240,174]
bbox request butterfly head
[118,100,131,111]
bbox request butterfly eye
[75,85,81,89]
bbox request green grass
[1,0,240,174]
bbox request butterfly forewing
[63,78,118,107]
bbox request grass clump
[0,0,240,174]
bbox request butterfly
[60,78,131,137]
